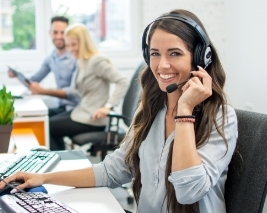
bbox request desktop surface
[46,154,125,213]
[4,85,48,117]
[14,98,48,117]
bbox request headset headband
[145,14,210,50]
[142,13,212,68]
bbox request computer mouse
[0,181,24,196]
[0,181,48,196]
[30,146,50,152]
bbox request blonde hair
[64,23,98,63]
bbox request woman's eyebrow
[150,47,183,52]
[150,48,159,51]
[167,48,183,52]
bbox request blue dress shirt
[30,49,77,88]
[30,49,77,107]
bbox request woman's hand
[28,82,46,95]
[91,107,111,120]
[178,66,212,114]
[0,172,44,192]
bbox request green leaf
[0,85,15,125]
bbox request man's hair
[51,16,69,25]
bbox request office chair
[225,109,267,213]
[71,62,146,205]
[71,61,146,159]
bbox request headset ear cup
[193,44,203,68]
[143,45,150,65]
[141,24,151,65]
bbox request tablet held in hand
[7,66,31,88]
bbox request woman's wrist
[177,103,193,115]
[42,173,51,184]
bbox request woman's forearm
[172,122,202,172]
[43,167,96,187]
[42,88,67,99]
[172,106,202,172]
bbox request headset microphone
[166,84,178,93]
[166,79,189,93]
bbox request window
[51,0,131,51]
[0,0,36,51]
[0,0,141,69]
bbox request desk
[9,129,39,153]
[13,96,49,148]
[0,152,125,213]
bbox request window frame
[0,0,142,70]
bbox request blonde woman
[29,23,129,150]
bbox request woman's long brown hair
[124,9,228,213]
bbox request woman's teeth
[159,74,177,79]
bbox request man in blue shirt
[9,16,77,116]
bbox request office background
[0,1,267,212]
[0,0,267,114]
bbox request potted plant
[0,86,15,153]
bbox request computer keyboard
[0,151,61,179]
[0,192,78,213]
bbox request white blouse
[93,105,238,213]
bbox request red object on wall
[100,0,106,41]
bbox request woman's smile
[159,73,178,80]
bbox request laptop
[7,66,31,88]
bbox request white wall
[141,0,267,114]
[224,0,267,113]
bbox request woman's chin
[72,54,78,59]
[159,85,168,92]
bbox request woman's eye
[150,52,159,56]
[171,52,180,56]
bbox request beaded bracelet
[174,115,196,123]
[174,115,196,119]
[175,117,195,123]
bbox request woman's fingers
[2,174,20,184]
[179,66,212,108]
[190,67,212,91]
[194,66,212,86]
[0,172,29,191]
[13,182,30,192]
[91,107,110,120]
[0,172,44,194]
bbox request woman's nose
[158,57,170,69]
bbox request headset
[141,13,212,69]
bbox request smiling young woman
[0,10,237,213]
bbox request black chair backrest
[225,109,267,213]
[122,62,146,127]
